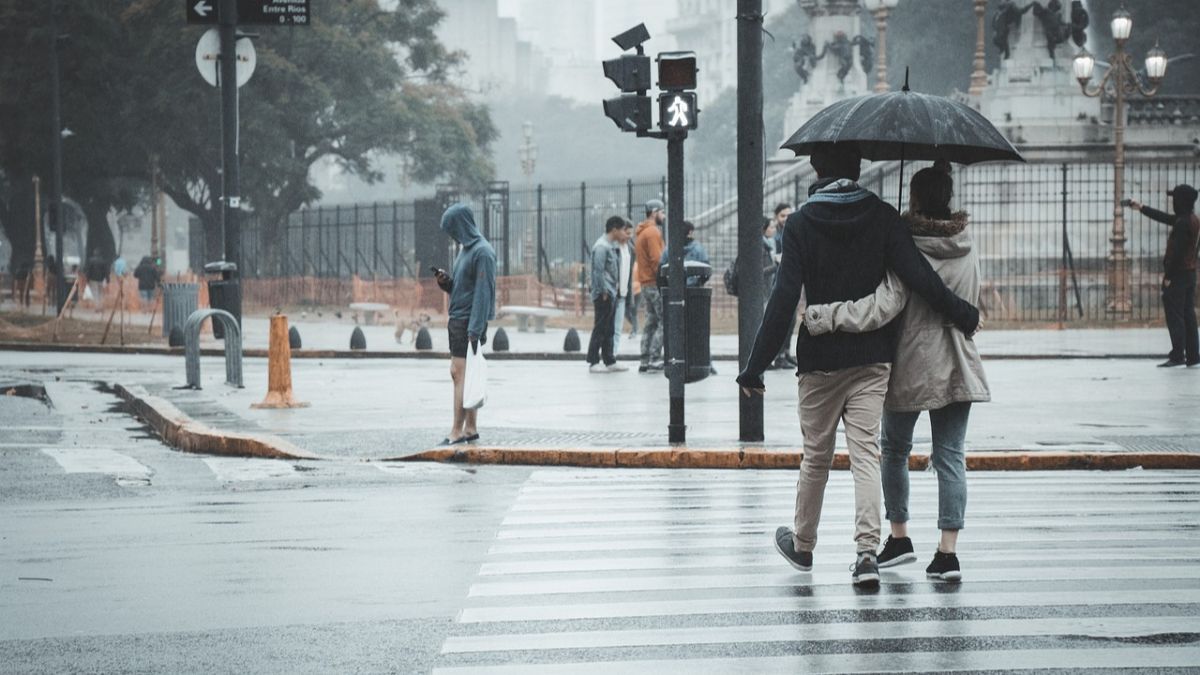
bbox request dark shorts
[448,319,469,358]
[447,319,487,358]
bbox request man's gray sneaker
[877,535,917,568]
[850,551,880,587]
[773,526,812,571]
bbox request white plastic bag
[462,342,488,410]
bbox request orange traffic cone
[252,314,310,409]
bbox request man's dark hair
[605,215,627,233]
[810,142,862,181]
[773,202,792,216]
[762,216,773,232]
[683,220,695,236]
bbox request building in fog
[436,0,547,97]
[669,0,790,97]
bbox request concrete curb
[113,383,321,461]
[395,446,1200,471]
[0,341,1160,361]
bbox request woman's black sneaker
[876,535,917,568]
[773,526,813,571]
[850,551,880,587]
[925,550,962,581]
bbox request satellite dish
[195,28,256,88]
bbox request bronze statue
[826,31,854,84]
[792,35,819,84]
[1033,0,1070,59]
[852,35,874,75]
[1070,0,1090,47]
[993,0,1033,60]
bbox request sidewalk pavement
[2,348,1196,469]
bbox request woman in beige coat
[804,165,989,581]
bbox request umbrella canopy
[780,86,1024,165]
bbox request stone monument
[782,0,873,149]
[978,0,1103,148]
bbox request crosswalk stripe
[40,448,151,486]
[200,457,297,482]
[441,615,1200,654]
[434,646,1200,674]
[477,549,1196,576]
[466,565,1197,598]
[457,589,1200,624]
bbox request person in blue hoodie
[433,204,497,446]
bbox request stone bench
[498,305,565,333]
[349,302,390,325]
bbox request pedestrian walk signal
[659,92,698,132]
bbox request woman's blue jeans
[881,402,971,531]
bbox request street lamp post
[969,0,989,97]
[862,0,899,93]
[1073,4,1168,315]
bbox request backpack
[723,258,738,297]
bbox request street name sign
[186,0,310,26]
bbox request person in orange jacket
[634,199,666,372]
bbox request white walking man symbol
[667,96,690,127]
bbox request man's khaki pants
[792,363,890,555]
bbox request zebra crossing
[434,469,1200,673]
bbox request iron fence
[236,159,1199,324]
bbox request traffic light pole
[219,0,241,271]
[736,0,765,442]
[665,132,687,444]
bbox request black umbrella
[781,72,1023,207]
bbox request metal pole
[49,0,66,315]
[536,184,544,283]
[737,0,765,442]
[219,0,240,269]
[1109,47,1131,315]
[666,135,687,444]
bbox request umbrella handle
[897,146,905,212]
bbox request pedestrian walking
[1129,184,1199,368]
[587,216,629,373]
[772,203,799,370]
[635,199,666,372]
[133,256,160,309]
[433,204,497,445]
[804,164,991,581]
[736,143,980,588]
[613,219,636,357]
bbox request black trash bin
[204,261,241,340]
[659,261,712,384]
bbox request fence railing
[235,159,1200,325]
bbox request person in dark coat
[1130,184,1200,367]
[133,256,161,307]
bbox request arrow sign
[186,0,310,26]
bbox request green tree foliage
[0,0,495,275]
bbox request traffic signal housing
[656,51,698,92]
[602,53,652,132]
[603,95,652,132]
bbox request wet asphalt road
[2,378,1200,673]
